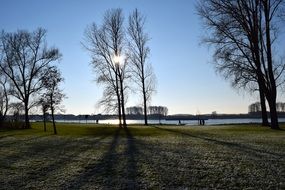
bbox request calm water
[55,118,285,125]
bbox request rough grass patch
[0,123,285,189]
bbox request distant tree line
[249,102,285,113]
[248,102,262,114]
[148,106,168,116]
[126,106,143,115]
[0,28,65,132]
[126,106,168,116]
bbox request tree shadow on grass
[3,125,284,189]
[123,127,139,188]
[0,134,110,189]
[63,127,122,189]
[0,134,59,173]
[0,134,52,147]
[61,127,140,189]
[131,138,196,188]
[128,126,285,189]
[151,126,285,158]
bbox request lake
[55,118,285,125]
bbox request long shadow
[0,134,59,167]
[0,133,52,147]
[123,127,139,189]
[63,127,122,189]
[151,125,285,158]
[129,136,197,188]
[61,127,140,189]
[131,136,285,189]
[1,135,110,189]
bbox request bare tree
[276,102,285,112]
[0,74,9,122]
[126,106,143,115]
[248,102,262,113]
[9,102,24,127]
[84,9,129,127]
[39,97,49,132]
[197,0,284,129]
[128,9,156,126]
[148,106,168,116]
[148,106,168,124]
[41,66,65,134]
[0,28,61,128]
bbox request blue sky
[0,0,264,115]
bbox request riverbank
[39,117,285,125]
[1,123,285,189]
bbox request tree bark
[115,73,122,128]
[43,112,47,132]
[268,95,279,129]
[258,81,269,126]
[143,92,148,125]
[24,101,30,129]
[50,95,57,134]
[119,75,127,127]
[263,0,279,130]
[51,107,57,134]
[142,77,148,125]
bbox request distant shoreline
[10,112,285,121]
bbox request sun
[113,54,124,65]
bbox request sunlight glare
[113,54,124,65]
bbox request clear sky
[0,0,267,115]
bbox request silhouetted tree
[148,106,168,124]
[84,9,129,127]
[276,102,285,112]
[148,106,168,116]
[250,101,285,113]
[126,106,143,115]
[0,28,61,128]
[211,111,218,118]
[39,97,49,132]
[198,0,285,129]
[248,102,262,113]
[0,74,9,122]
[41,66,65,134]
[9,102,24,127]
[85,115,89,124]
[128,9,156,125]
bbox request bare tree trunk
[260,93,269,126]
[115,74,122,128]
[259,66,279,129]
[50,95,57,134]
[0,90,9,122]
[51,107,57,134]
[142,80,148,125]
[4,96,8,120]
[268,95,279,129]
[258,81,269,126]
[263,0,279,130]
[0,114,3,123]
[2,80,9,120]
[43,112,47,132]
[24,101,30,129]
[119,76,127,127]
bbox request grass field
[1,123,285,189]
